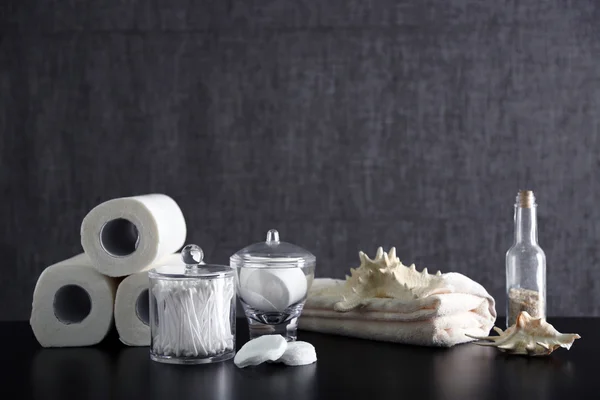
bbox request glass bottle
[506,190,546,328]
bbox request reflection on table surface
[32,348,111,400]
[32,346,318,400]
[10,318,592,400]
[30,339,577,400]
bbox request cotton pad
[276,341,317,366]
[234,335,288,368]
[239,268,307,312]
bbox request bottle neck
[514,205,538,244]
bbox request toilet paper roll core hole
[53,285,92,324]
[135,289,150,326]
[100,218,140,257]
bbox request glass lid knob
[181,244,204,269]
[265,229,280,245]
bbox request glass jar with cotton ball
[231,229,316,341]
[148,244,236,364]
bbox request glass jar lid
[230,229,316,268]
[148,244,234,279]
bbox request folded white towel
[300,275,496,347]
[301,311,491,347]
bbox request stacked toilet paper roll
[30,194,187,347]
[114,253,184,346]
[80,194,186,277]
[30,254,118,347]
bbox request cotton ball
[276,341,317,366]
[234,335,288,368]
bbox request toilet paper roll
[30,254,118,347]
[114,253,183,346]
[81,194,187,277]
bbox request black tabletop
[3,318,598,400]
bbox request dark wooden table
[3,318,598,399]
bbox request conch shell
[466,311,580,356]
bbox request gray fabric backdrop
[1,1,599,320]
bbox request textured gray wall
[1,1,599,320]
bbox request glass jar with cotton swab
[148,244,236,364]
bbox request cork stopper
[516,190,536,208]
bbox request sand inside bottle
[508,287,544,325]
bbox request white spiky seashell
[330,247,444,312]
[466,311,581,356]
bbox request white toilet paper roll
[239,268,308,312]
[80,194,187,277]
[114,253,183,346]
[30,254,118,347]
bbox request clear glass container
[231,229,316,341]
[148,244,236,364]
[506,190,546,328]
